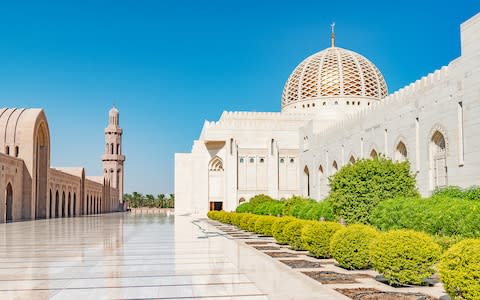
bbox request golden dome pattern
[281,47,388,108]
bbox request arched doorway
[86,195,89,215]
[370,149,378,159]
[208,156,224,211]
[55,191,59,218]
[61,192,66,217]
[49,190,53,218]
[395,141,408,162]
[35,123,49,219]
[6,183,13,222]
[67,192,71,217]
[304,166,310,197]
[73,193,76,216]
[431,131,447,188]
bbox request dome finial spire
[331,22,335,48]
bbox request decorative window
[249,157,255,163]
[15,146,19,157]
[239,157,244,163]
[334,101,338,105]
[259,158,265,163]
[323,102,326,106]
[290,158,295,163]
[312,103,315,107]
[5,146,9,155]
[280,158,285,163]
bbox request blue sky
[0,1,478,195]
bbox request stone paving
[0,211,345,299]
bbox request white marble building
[175,13,480,215]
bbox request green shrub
[432,235,465,251]
[254,216,277,236]
[247,215,260,232]
[232,213,246,227]
[432,186,465,199]
[284,220,312,250]
[303,201,335,221]
[329,157,418,224]
[236,202,252,213]
[369,229,441,285]
[272,217,296,245]
[301,221,342,258]
[240,214,255,231]
[282,196,312,216]
[330,224,379,270]
[464,186,480,201]
[220,212,234,224]
[371,196,480,237]
[207,211,221,220]
[438,239,480,300]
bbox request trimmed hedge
[240,214,255,231]
[284,220,312,250]
[247,215,260,232]
[438,239,480,300]
[272,217,296,245]
[329,157,418,224]
[371,196,480,237]
[369,229,442,285]
[301,221,342,258]
[254,216,277,236]
[330,224,379,270]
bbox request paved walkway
[0,212,345,299]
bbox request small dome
[281,47,388,110]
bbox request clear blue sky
[0,1,478,195]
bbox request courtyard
[0,211,344,300]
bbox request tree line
[124,192,175,208]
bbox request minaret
[102,107,125,203]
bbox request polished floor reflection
[0,212,268,299]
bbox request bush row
[235,194,335,221]
[371,196,480,238]
[208,211,446,287]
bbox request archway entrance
[55,191,59,218]
[35,123,49,219]
[62,192,66,217]
[208,156,224,211]
[6,183,13,222]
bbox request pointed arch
[332,160,338,174]
[208,156,224,211]
[304,166,310,197]
[5,183,13,222]
[349,155,356,164]
[370,148,378,159]
[67,192,71,217]
[55,190,59,218]
[395,141,408,162]
[61,191,66,217]
[209,156,224,171]
[430,129,447,189]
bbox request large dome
[281,47,388,110]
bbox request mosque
[0,107,126,223]
[175,13,480,215]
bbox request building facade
[175,13,480,215]
[0,107,126,223]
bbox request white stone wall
[175,13,480,215]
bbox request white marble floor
[0,212,346,300]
